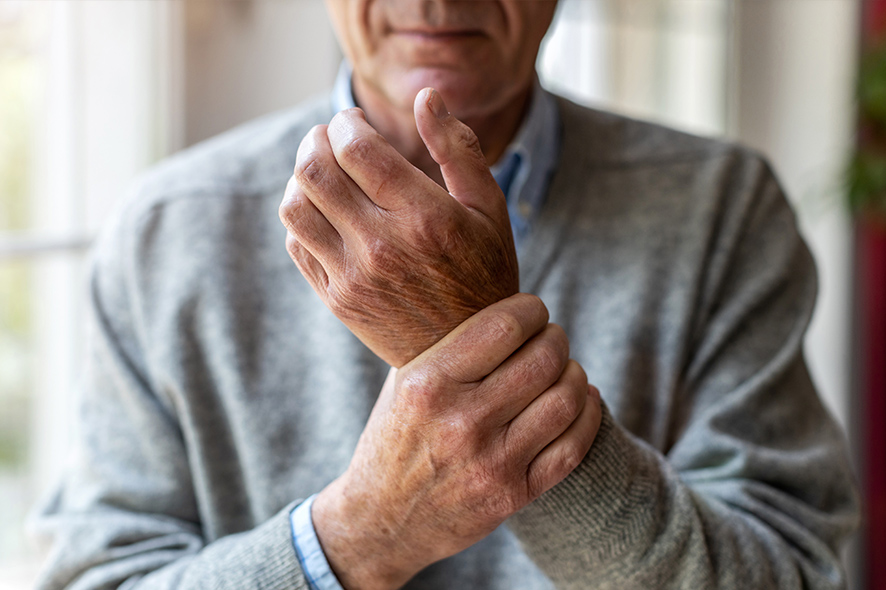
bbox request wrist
[312,478,419,590]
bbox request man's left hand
[279,89,519,367]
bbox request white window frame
[0,2,184,584]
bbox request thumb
[414,88,505,219]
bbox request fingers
[326,108,442,211]
[284,232,329,291]
[504,360,588,459]
[305,100,507,228]
[525,384,603,499]
[414,88,508,226]
[294,124,376,238]
[279,174,344,269]
[475,323,570,425]
[417,293,549,384]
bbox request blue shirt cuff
[291,495,345,590]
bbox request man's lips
[391,28,486,41]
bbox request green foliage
[848,44,886,217]
[847,152,886,218]
[859,44,886,129]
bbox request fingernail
[428,89,450,120]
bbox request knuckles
[556,435,588,478]
[283,232,304,263]
[404,204,461,253]
[543,359,588,431]
[451,120,484,161]
[336,133,378,170]
[547,372,584,428]
[396,365,448,416]
[462,471,523,521]
[525,437,588,502]
[529,325,570,382]
[278,178,310,232]
[359,236,401,276]
[450,121,493,179]
[294,125,337,192]
[294,153,327,191]
[483,310,526,349]
[327,110,383,171]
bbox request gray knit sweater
[32,94,859,589]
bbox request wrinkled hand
[312,294,602,590]
[279,89,518,367]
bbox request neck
[351,77,532,187]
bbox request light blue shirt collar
[331,62,560,249]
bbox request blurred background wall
[0,0,872,588]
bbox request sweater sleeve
[28,198,312,590]
[507,160,860,589]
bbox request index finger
[414,293,549,385]
[326,108,442,211]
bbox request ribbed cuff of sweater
[195,500,311,589]
[507,402,663,576]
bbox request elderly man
[34,1,859,589]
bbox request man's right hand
[311,293,602,590]
[279,89,519,369]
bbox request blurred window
[540,0,732,136]
[0,2,60,581]
[0,1,178,585]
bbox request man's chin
[392,69,516,120]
